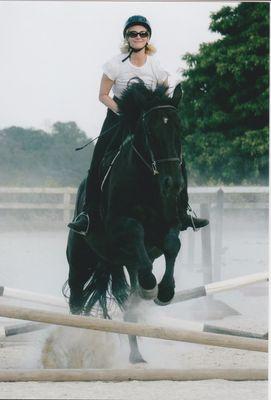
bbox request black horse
[66,82,184,362]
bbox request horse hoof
[154,298,172,306]
[129,353,147,364]
[138,284,158,300]
[156,283,175,304]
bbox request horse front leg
[123,268,146,364]
[108,217,158,300]
[155,227,181,305]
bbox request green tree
[48,122,94,186]
[180,2,269,184]
[0,122,93,186]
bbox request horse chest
[131,205,157,224]
[131,205,168,241]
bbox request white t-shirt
[102,54,169,99]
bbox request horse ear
[171,83,182,108]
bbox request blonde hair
[120,39,157,56]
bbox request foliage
[180,2,269,184]
[0,122,93,186]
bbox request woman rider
[68,15,209,235]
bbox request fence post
[213,188,224,281]
[63,191,71,224]
[200,203,212,285]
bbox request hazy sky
[0,1,238,137]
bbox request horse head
[119,81,184,223]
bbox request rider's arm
[99,74,120,114]
[163,78,169,92]
[163,77,169,86]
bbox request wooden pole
[0,303,267,352]
[152,316,267,340]
[203,324,267,340]
[0,286,67,308]
[0,322,46,338]
[205,272,269,294]
[171,272,268,303]
[213,188,224,281]
[0,368,267,382]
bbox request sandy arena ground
[0,220,269,399]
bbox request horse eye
[163,117,168,124]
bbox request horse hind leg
[127,325,147,364]
[124,268,147,364]
[125,310,147,364]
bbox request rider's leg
[179,160,209,231]
[68,109,120,235]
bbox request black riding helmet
[122,15,152,62]
[123,15,152,38]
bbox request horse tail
[83,262,130,318]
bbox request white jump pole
[203,324,267,340]
[1,316,266,341]
[0,368,267,382]
[0,319,265,341]
[171,272,268,303]
[0,286,67,308]
[0,322,47,339]
[149,316,268,341]
[0,303,267,352]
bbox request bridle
[132,105,183,175]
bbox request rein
[75,121,121,151]
[133,105,182,175]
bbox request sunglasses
[126,31,149,38]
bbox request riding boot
[68,166,102,236]
[178,193,209,231]
[179,161,209,231]
[180,212,209,231]
[67,210,90,236]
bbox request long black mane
[118,80,172,126]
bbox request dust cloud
[41,327,120,369]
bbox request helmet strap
[122,43,147,63]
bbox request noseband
[132,105,182,175]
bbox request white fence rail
[0,186,268,224]
[0,187,75,223]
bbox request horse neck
[131,125,160,194]
[133,121,150,159]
